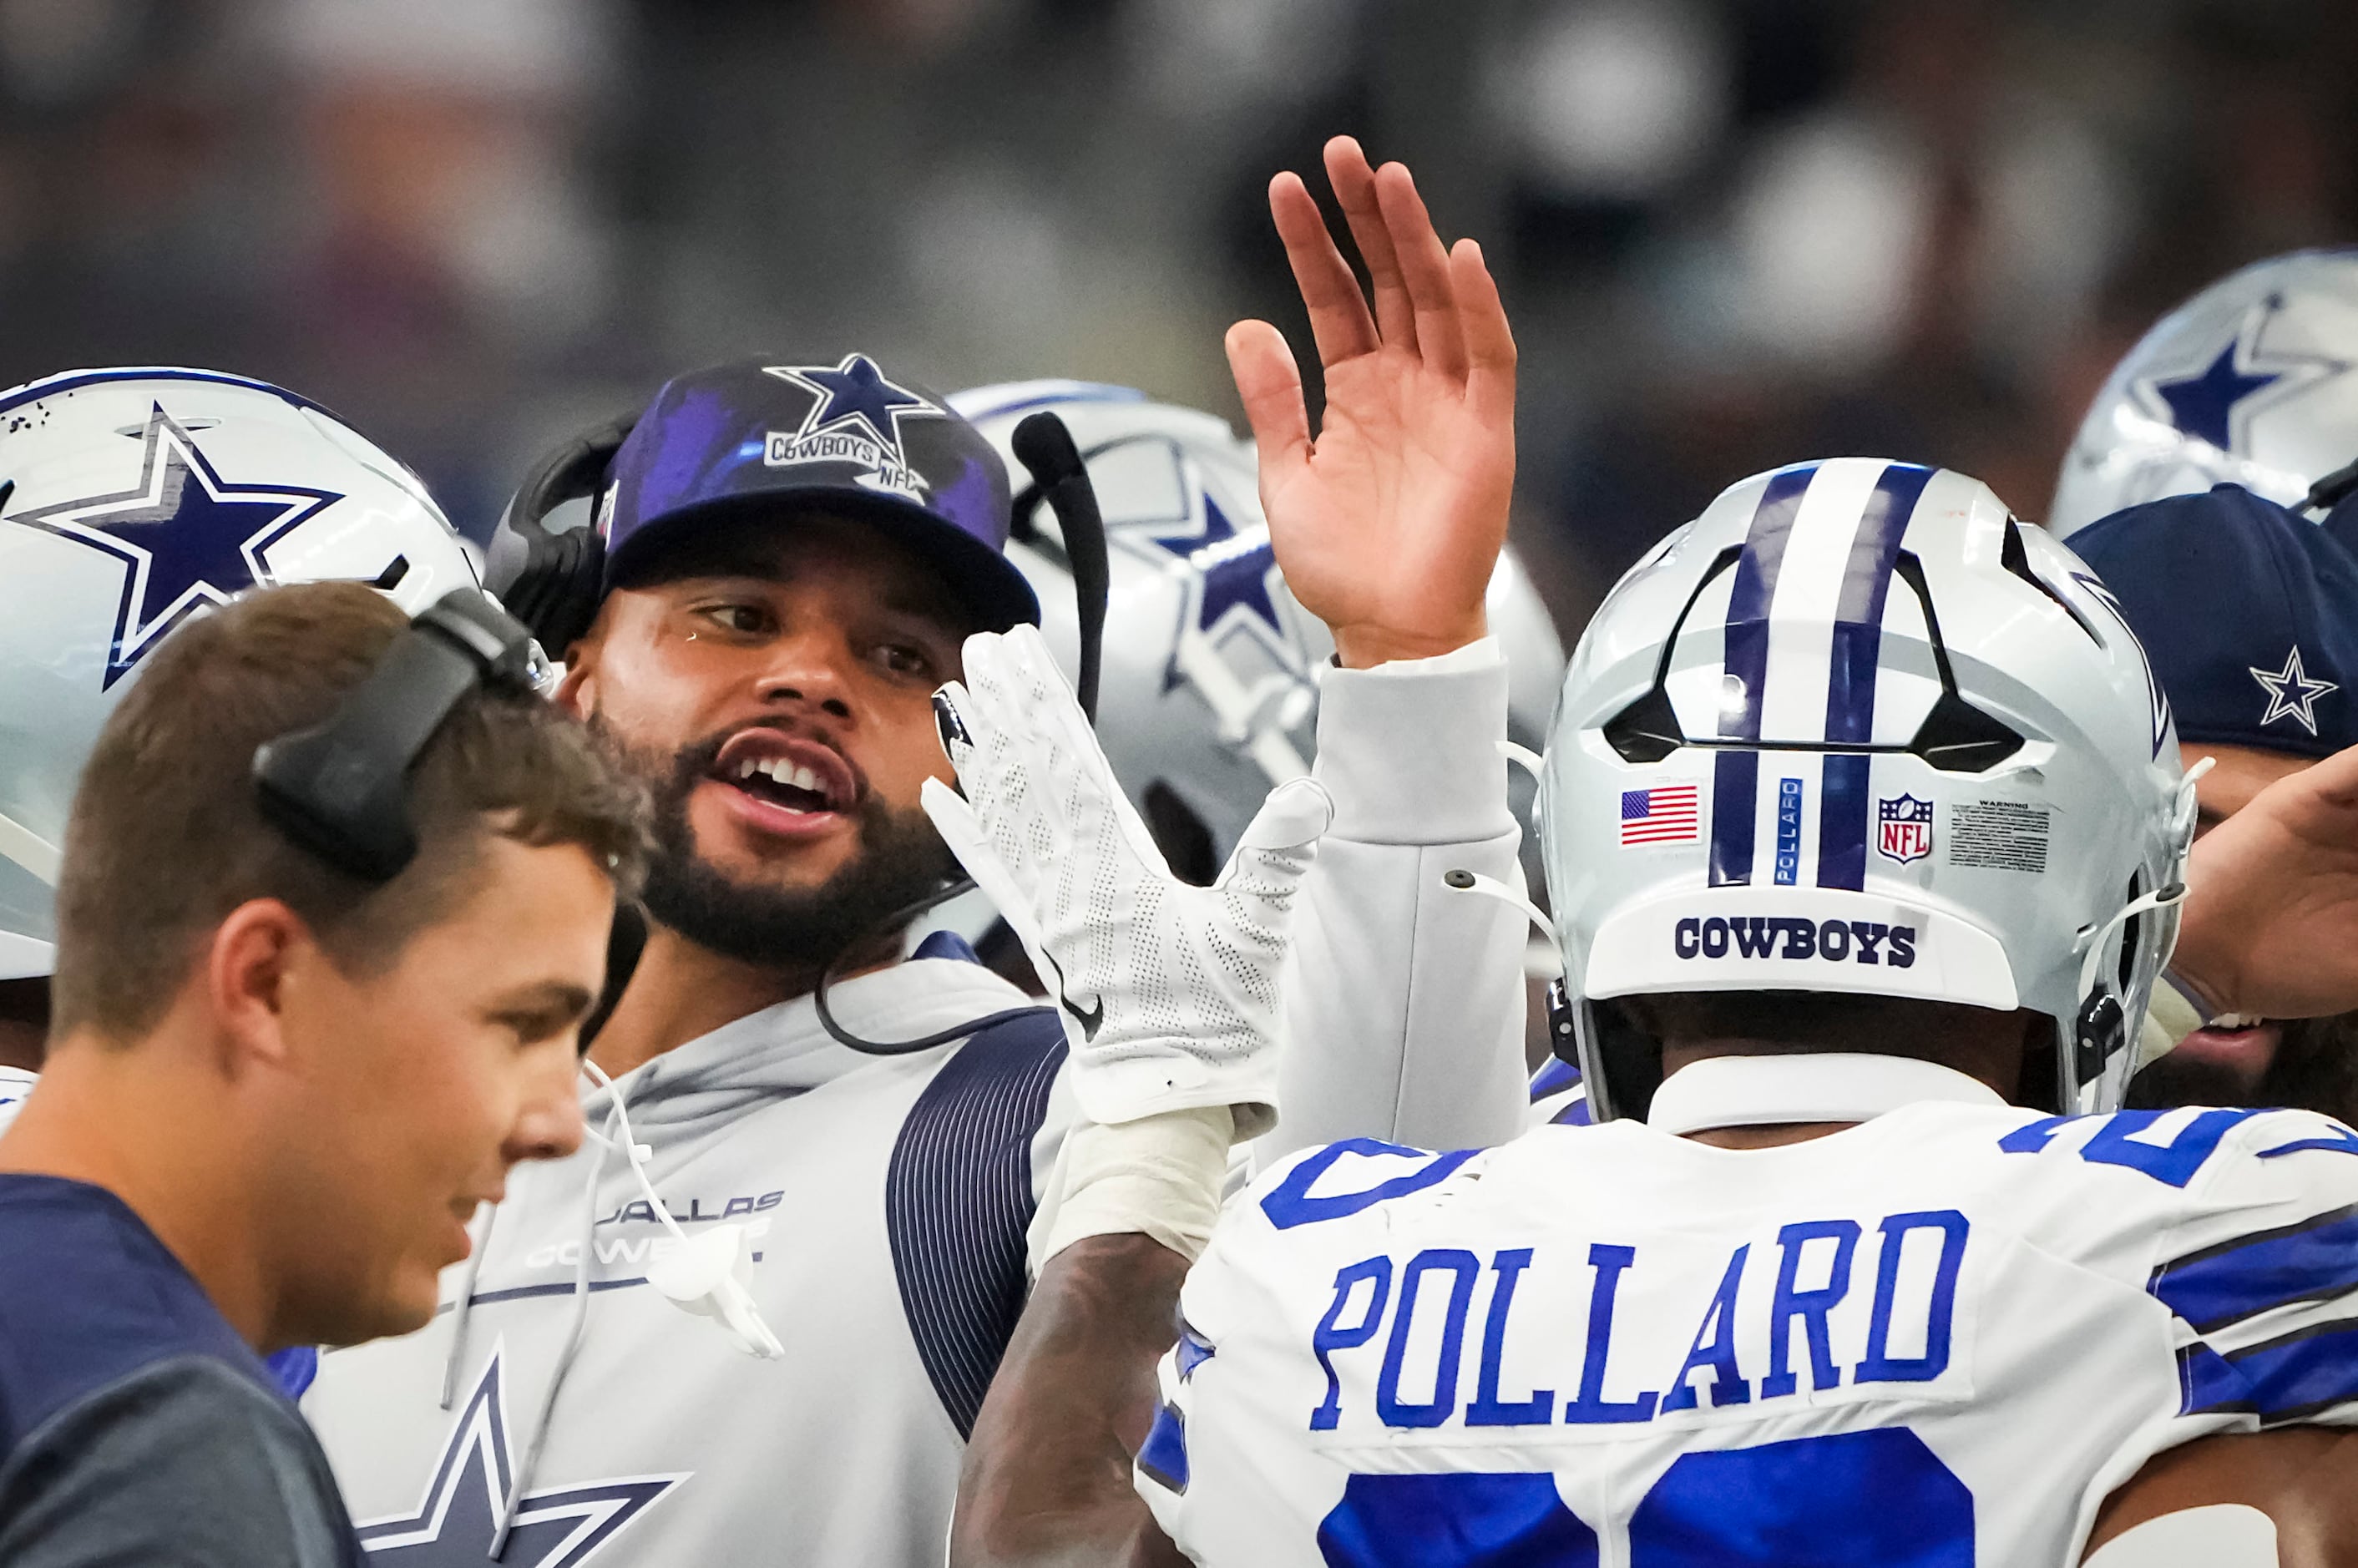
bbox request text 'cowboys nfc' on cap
[601,354,1039,631]
[2070,483,2358,757]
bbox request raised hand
[2175,741,2358,1020]
[1227,134,1517,670]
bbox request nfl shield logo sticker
[1877,794,1934,863]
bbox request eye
[698,602,774,637]
[876,641,933,678]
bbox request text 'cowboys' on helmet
[0,367,478,979]
[1541,458,2197,1120]
[2051,249,2358,536]
[949,379,1566,887]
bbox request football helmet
[949,379,1566,882]
[1541,458,2194,1119]
[0,368,478,979]
[2051,249,2358,536]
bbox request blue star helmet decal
[2143,292,2350,453]
[761,353,946,498]
[2250,643,2340,736]
[354,1348,681,1566]
[6,403,342,688]
[1151,493,1287,640]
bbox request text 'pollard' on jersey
[1139,1103,2358,1566]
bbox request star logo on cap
[6,403,341,687]
[2143,292,2350,453]
[353,1347,681,1566]
[2250,643,2339,736]
[766,354,943,462]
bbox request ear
[205,898,315,1075]
[553,625,602,718]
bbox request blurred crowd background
[0,0,2351,638]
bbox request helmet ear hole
[1143,781,1218,887]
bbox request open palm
[2178,741,2358,1020]
[1227,137,1517,669]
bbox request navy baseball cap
[2070,483,2358,758]
[600,354,1040,632]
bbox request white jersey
[1142,1056,2358,1567]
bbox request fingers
[1268,169,1377,367]
[1226,320,1313,470]
[1450,237,1518,432]
[1374,162,1466,380]
[1324,135,1416,353]
[1235,777,1334,852]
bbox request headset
[252,588,549,883]
[486,409,1111,1055]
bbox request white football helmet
[2051,249,2358,536]
[0,368,479,979]
[1541,458,2196,1119]
[949,379,1566,881]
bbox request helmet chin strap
[0,809,60,886]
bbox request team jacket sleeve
[1252,640,1529,1165]
[2144,1110,2358,1434]
[0,1355,359,1567]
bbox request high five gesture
[1227,136,1517,669]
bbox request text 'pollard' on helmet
[2051,249,2358,536]
[1541,458,2195,1119]
[0,367,478,979]
[950,379,1566,883]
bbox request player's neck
[0,1028,276,1345]
[586,919,898,1078]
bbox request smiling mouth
[708,730,860,819]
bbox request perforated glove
[923,625,1332,1138]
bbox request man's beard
[2128,1010,2358,1122]
[597,720,958,974]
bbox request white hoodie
[304,646,1531,1567]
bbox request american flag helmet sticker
[1621,784,1700,845]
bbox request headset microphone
[1010,412,1110,721]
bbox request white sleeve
[1253,639,1528,1166]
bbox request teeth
[738,759,758,780]
[761,758,787,781]
[791,765,818,792]
[2213,1012,2264,1030]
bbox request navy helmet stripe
[1718,466,1819,743]
[1817,753,1872,890]
[2151,1202,2358,1333]
[1824,463,1934,745]
[1708,750,1759,887]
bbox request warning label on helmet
[1946,801,2051,873]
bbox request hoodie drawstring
[489,1091,618,1557]
[438,1201,499,1412]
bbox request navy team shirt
[0,1174,360,1565]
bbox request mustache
[671,718,869,797]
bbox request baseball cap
[2071,483,2358,757]
[601,354,1039,632]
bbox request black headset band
[251,589,542,883]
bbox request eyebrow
[491,979,597,1024]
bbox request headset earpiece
[486,414,637,658]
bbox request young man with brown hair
[0,579,649,1566]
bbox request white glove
[923,625,1332,1138]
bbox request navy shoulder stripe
[2150,1201,2358,1333]
[1529,1056,1580,1102]
[2179,1314,2358,1424]
[885,1008,1067,1440]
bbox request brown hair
[50,581,650,1039]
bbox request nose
[757,624,856,721]
[505,1050,588,1166]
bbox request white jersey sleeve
[1141,1102,2358,1568]
[1256,642,1528,1165]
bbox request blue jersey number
[1316,1427,1971,1566]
